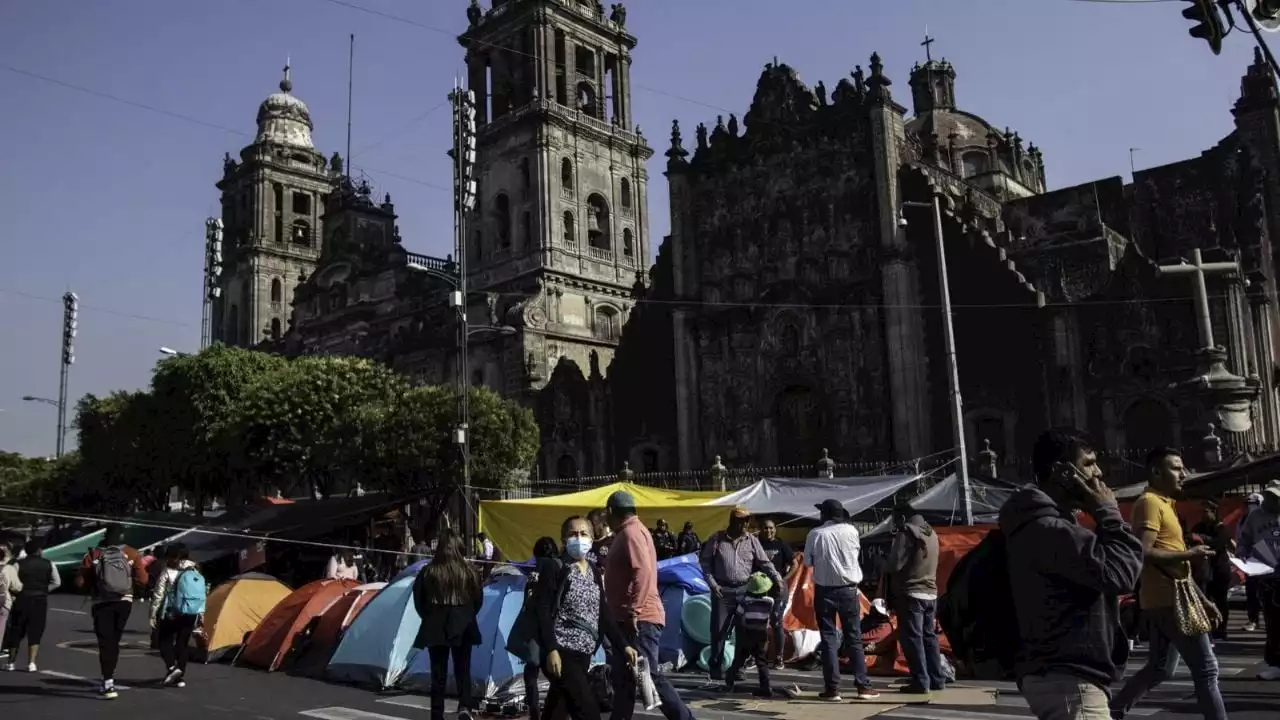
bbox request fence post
[816,448,835,479]
[617,461,635,484]
[710,455,726,492]
[978,438,998,478]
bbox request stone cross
[922,30,936,63]
[1157,248,1240,351]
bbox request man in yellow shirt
[1111,448,1225,720]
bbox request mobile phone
[1051,461,1091,500]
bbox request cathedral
[210,0,1280,483]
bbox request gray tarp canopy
[865,473,1023,537]
[708,474,922,519]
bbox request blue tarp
[326,571,422,688]
[656,553,709,594]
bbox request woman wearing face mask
[535,516,635,720]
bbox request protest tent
[197,572,292,662]
[326,570,423,688]
[712,474,923,520]
[240,578,359,671]
[863,473,1021,537]
[292,582,385,679]
[479,482,725,560]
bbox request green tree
[150,343,287,512]
[233,355,408,499]
[74,391,174,513]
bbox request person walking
[2,540,59,672]
[804,498,878,701]
[700,507,781,682]
[150,544,205,688]
[76,526,148,700]
[603,491,694,720]
[757,518,794,669]
[884,503,945,695]
[0,546,22,662]
[1239,492,1265,632]
[1238,484,1280,680]
[412,530,483,720]
[1000,428,1143,720]
[1112,448,1226,720]
[534,517,633,720]
[508,536,560,720]
[1190,500,1233,640]
[724,572,775,697]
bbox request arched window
[520,157,531,198]
[291,220,312,246]
[585,193,610,251]
[596,306,620,341]
[495,193,512,247]
[780,324,801,355]
[576,82,597,117]
[270,318,282,341]
[561,158,574,192]
[641,448,660,473]
[270,278,282,303]
[620,177,632,209]
[563,211,576,244]
[962,152,990,178]
[623,228,635,257]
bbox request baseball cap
[606,490,636,511]
[815,499,846,517]
[729,506,751,519]
[1247,492,1264,505]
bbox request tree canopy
[52,344,539,515]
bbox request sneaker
[102,680,118,700]
[752,687,773,698]
[1243,622,1259,632]
[856,686,882,700]
[818,690,843,702]
[175,680,186,688]
[899,684,931,695]
[164,667,183,685]
[3,663,13,672]
[771,661,785,670]
[26,664,36,673]
[1258,665,1280,681]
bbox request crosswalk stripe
[376,696,430,710]
[299,708,410,720]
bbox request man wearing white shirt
[803,499,879,701]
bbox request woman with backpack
[535,516,635,720]
[412,530,484,720]
[150,544,205,688]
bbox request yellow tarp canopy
[479,482,730,560]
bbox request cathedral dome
[255,62,315,149]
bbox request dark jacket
[16,555,57,599]
[886,514,939,602]
[532,555,627,658]
[998,487,1143,687]
[411,566,483,649]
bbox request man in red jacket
[603,491,693,720]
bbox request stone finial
[695,122,708,152]
[727,114,739,138]
[816,448,835,479]
[280,57,293,94]
[617,461,635,483]
[710,455,727,492]
[1202,423,1223,466]
[467,0,482,27]
[665,119,688,169]
[978,438,998,477]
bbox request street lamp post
[56,292,78,459]
[202,218,224,350]
[900,196,972,526]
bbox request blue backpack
[168,569,207,616]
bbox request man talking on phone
[999,428,1143,720]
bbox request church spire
[280,56,293,94]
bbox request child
[726,571,775,697]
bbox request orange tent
[291,581,384,678]
[781,525,991,675]
[240,578,358,671]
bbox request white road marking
[299,709,411,720]
[376,696,431,710]
[881,710,1031,720]
[38,669,131,690]
[50,608,87,615]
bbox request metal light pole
[57,292,78,458]
[901,197,972,525]
[202,218,224,350]
[453,80,479,549]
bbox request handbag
[1155,563,1221,636]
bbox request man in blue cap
[602,490,694,720]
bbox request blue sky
[0,0,1263,456]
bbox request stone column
[620,54,632,128]
[1250,288,1280,446]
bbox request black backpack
[937,528,1020,678]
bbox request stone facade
[215,64,339,347]
[218,5,1280,480]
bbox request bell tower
[457,0,653,388]
[214,62,338,346]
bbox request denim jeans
[814,584,871,691]
[708,585,745,678]
[609,621,693,720]
[1110,608,1226,720]
[1021,672,1112,720]
[895,596,946,691]
[770,591,789,663]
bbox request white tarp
[705,475,922,519]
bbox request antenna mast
[346,33,354,179]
